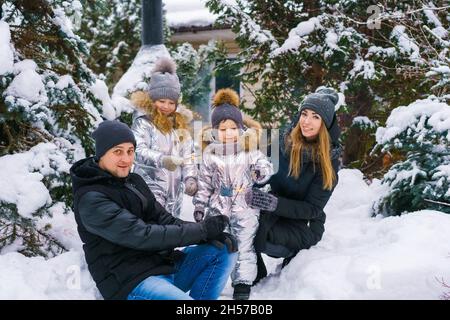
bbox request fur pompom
[213,88,240,108]
[153,57,177,74]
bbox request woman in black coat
[245,87,342,282]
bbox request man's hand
[209,232,238,253]
[200,215,229,240]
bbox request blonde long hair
[149,105,189,136]
[130,90,190,141]
[287,121,336,190]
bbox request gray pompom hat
[148,57,181,102]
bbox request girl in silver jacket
[131,57,197,217]
[193,88,274,300]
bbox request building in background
[165,0,258,111]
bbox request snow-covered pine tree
[373,98,450,216]
[0,0,112,257]
[205,0,449,171]
[79,0,162,89]
[170,41,227,120]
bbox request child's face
[217,119,239,144]
[154,99,176,115]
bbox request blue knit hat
[91,120,136,160]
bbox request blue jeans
[127,244,237,300]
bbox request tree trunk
[342,89,373,166]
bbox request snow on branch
[334,3,450,27]
[391,25,423,64]
[271,17,321,57]
[375,98,450,146]
[217,0,278,50]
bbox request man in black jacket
[70,120,237,300]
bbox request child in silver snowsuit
[131,57,197,218]
[193,88,274,300]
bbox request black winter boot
[281,256,293,269]
[233,284,251,300]
[252,253,267,286]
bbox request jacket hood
[132,109,148,122]
[130,90,193,124]
[70,157,116,194]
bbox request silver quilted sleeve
[181,135,197,180]
[192,152,214,211]
[131,116,163,168]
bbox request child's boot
[233,283,251,300]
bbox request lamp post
[141,0,163,46]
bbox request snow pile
[6,60,46,103]
[112,45,171,115]
[51,1,84,38]
[55,74,76,90]
[0,250,98,300]
[0,140,77,219]
[1,19,105,133]
[426,65,450,77]
[426,65,450,91]
[251,170,450,299]
[366,45,397,59]
[0,21,14,75]
[36,202,84,252]
[324,29,339,58]
[1,169,449,299]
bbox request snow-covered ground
[1,169,449,300]
[252,170,450,300]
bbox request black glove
[201,215,229,240]
[209,232,239,253]
[244,188,278,212]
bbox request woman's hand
[244,188,278,212]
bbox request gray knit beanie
[148,57,181,102]
[299,87,339,128]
